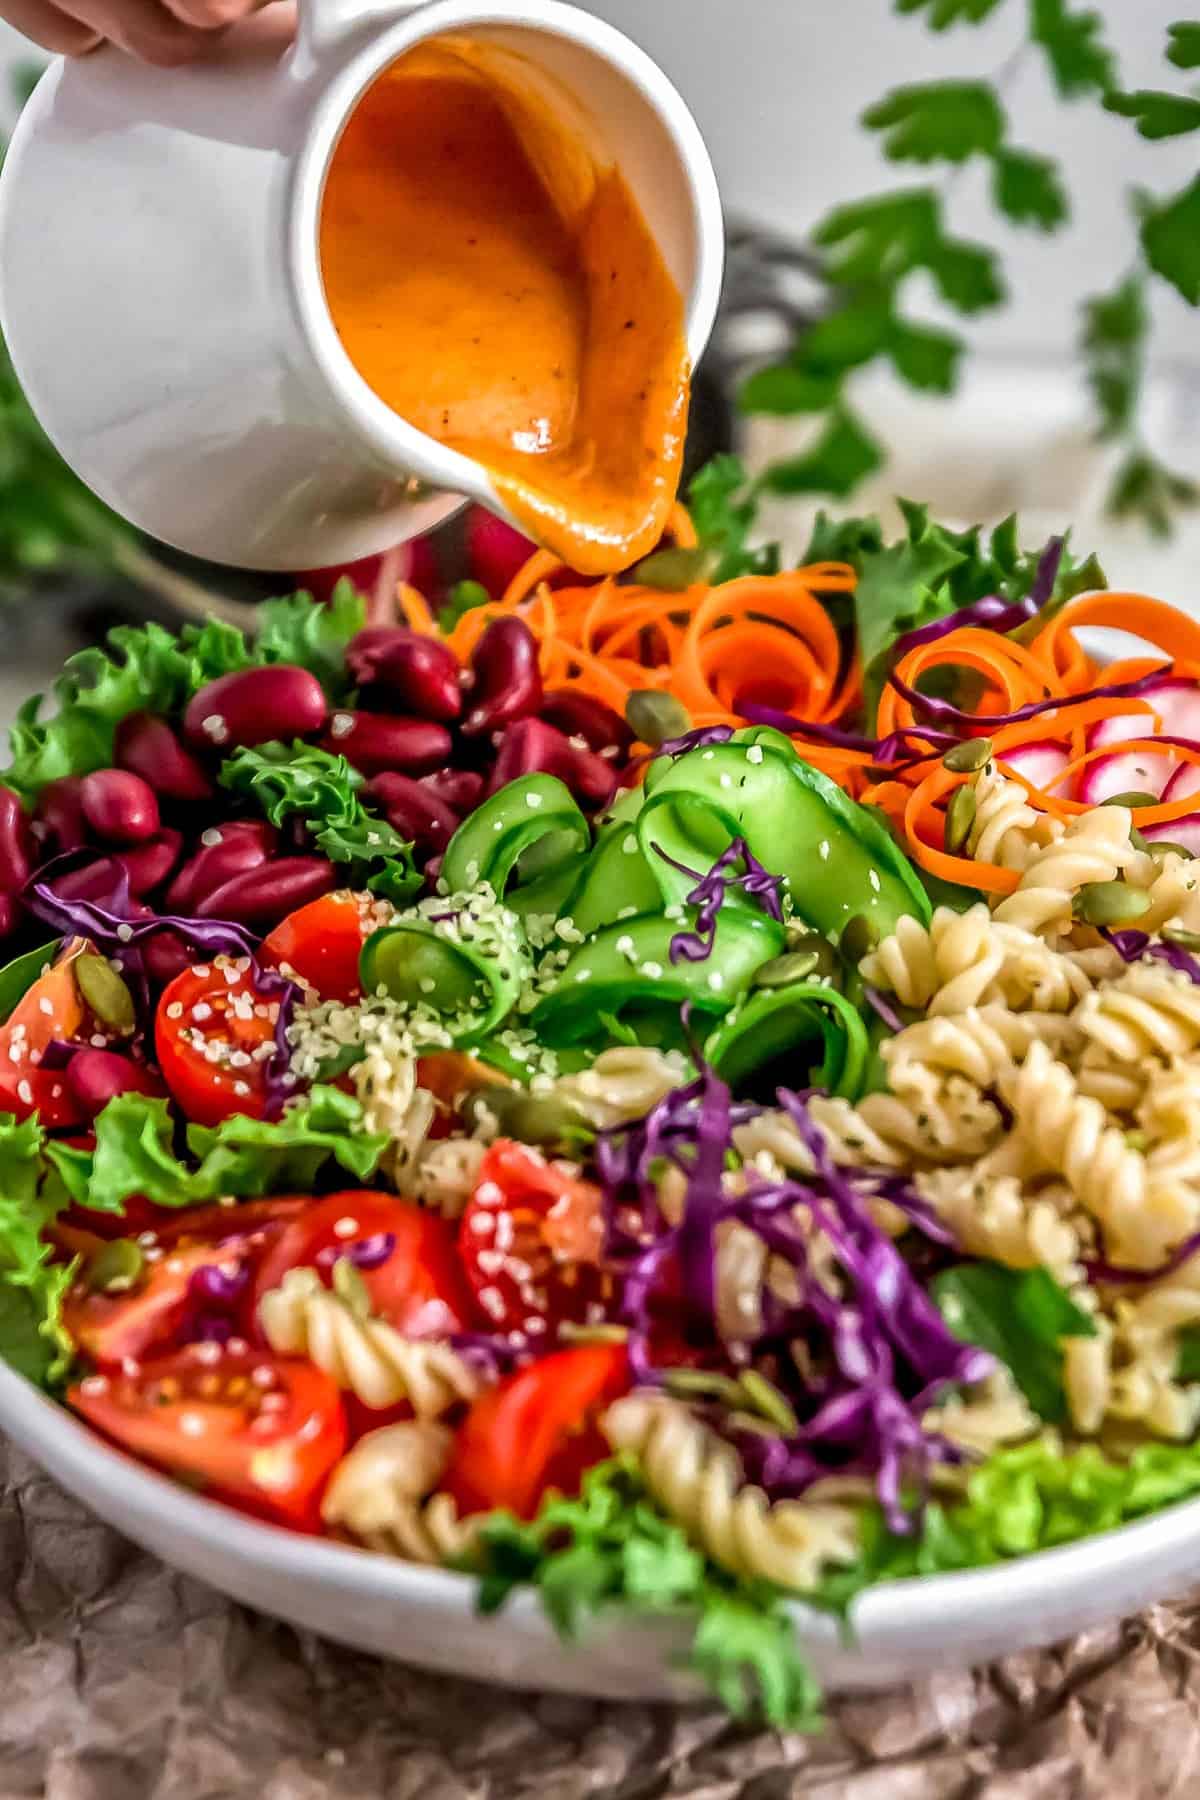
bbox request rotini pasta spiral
[861,905,1108,1017]
[991,804,1139,937]
[321,1421,484,1562]
[882,1005,1074,1092]
[551,1046,691,1129]
[1063,1250,1200,1440]
[923,1369,1039,1461]
[259,1268,481,1415]
[969,764,1061,871]
[1075,965,1200,1066]
[917,1166,1088,1286]
[603,1393,860,1592]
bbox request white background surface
[2,1,1200,591]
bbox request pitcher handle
[296,0,421,68]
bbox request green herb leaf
[1081,275,1147,438]
[1105,88,1200,139]
[1141,174,1200,304]
[797,292,896,372]
[812,188,942,285]
[255,579,366,700]
[863,80,1005,163]
[684,455,780,582]
[218,740,421,900]
[923,234,1007,313]
[437,579,493,633]
[759,408,885,499]
[991,147,1070,229]
[1107,447,1199,538]
[46,1086,387,1215]
[738,365,841,415]
[887,319,963,392]
[1028,0,1118,98]
[473,1457,822,1728]
[933,1260,1095,1422]
[896,0,1006,25]
[1167,21,1200,68]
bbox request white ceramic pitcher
[0,0,723,571]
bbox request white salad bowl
[1,1352,1198,1697]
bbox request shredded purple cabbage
[316,1231,396,1274]
[595,1068,989,1532]
[1084,1228,1200,1286]
[1101,926,1200,987]
[884,538,1065,667]
[863,986,906,1034]
[735,702,955,765]
[654,839,784,964]
[657,725,736,757]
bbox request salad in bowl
[5,465,1200,1724]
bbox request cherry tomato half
[261,891,388,1005]
[252,1192,478,1342]
[458,1141,609,1339]
[444,1343,628,1519]
[62,1200,310,1366]
[0,939,91,1128]
[154,958,280,1127]
[70,1345,347,1530]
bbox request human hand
[3,0,271,65]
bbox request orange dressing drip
[318,44,689,574]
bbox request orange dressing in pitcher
[318,43,689,575]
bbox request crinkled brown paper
[1,1432,1197,1800]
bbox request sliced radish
[1001,739,1073,797]
[1163,760,1200,805]
[1141,815,1200,855]
[1079,747,1178,806]
[1086,712,1153,751]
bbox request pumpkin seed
[632,545,716,592]
[624,690,692,747]
[661,1367,745,1407]
[332,1258,371,1317]
[1101,791,1159,809]
[738,1369,799,1434]
[753,948,820,989]
[941,737,992,773]
[1073,880,1153,927]
[839,914,879,962]
[76,954,136,1036]
[85,1238,144,1294]
[462,1086,590,1147]
[1163,925,1200,950]
[1148,840,1195,861]
[1130,828,1151,854]
[943,783,977,854]
[557,1322,629,1345]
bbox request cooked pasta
[551,1045,691,1129]
[259,1268,481,1415]
[917,1166,1089,1287]
[321,1421,484,1562]
[1075,964,1200,1066]
[969,763,1061,871]
[882,1004,1074,1092]
[861,904,1109,1017]
[1063,1248,1200,1441]
[602,1393,860,1591]
[991,804,1140,937]
[924,1369,1039,1461]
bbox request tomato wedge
[154,958,280,1126]
[444,1344,628,1519]
[458,1141,610,1339]
[251,1192,478,1341]
[0,938,92,1128]
[70,1345,346,1529]
[62,1199,311,1365]
[261,891,390,1004]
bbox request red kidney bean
[118,829,183,896]
[0,895,20,940]
[420,767,484,812]
[66,1049,163,1120]
[321,711,452,777]
[165,821,277,914]
[367,772,459,856]
[33,777,88,855]
[539,688,633,757]
[346,628,463,723]
[114,711,214,802]
[49,857,125,904]
[0,786,34,896]
[183,665,328,752]
[142,931,196,987]
[487,718,616,808]
[461,617,542,737]
[79,769,160,846]
[196,857,336,926]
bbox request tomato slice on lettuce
[154,958,280,1127]
[62,1198,311,1366]
[458,1141,610,1339]
[261,891,388,1004]
[251,1192,478,1341]
[69,1345,346,1530]
[444,1343,628,1519]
